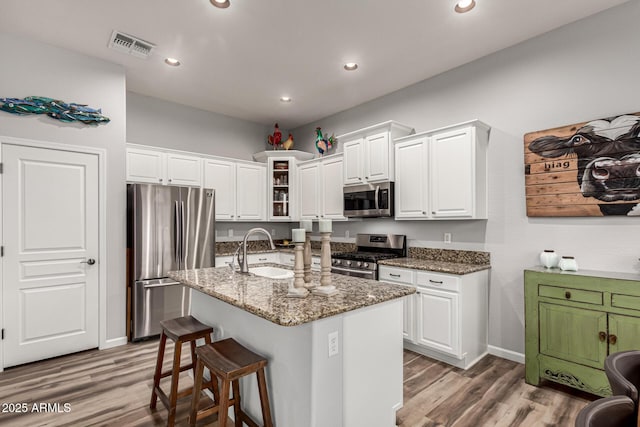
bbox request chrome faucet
[237,228,275,273]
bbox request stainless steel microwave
[343,181,394,218]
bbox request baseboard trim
[488,345,525,364]
[101,336,127,350]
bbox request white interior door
[2,144,99,367]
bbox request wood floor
[0,340,594,426]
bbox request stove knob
[356,261,362,267]
[346,260,352,266]
[363,262,369,269]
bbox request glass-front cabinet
[268,157,295,221]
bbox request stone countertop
[378,257,490,275]
[168,264,415,327]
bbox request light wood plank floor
[0,341,594,426]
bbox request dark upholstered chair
[575,395,635,427]
[605,350,640,404]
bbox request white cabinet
[394,120,490,220]
[268,157,296,222]
[216,252,278,267]
[204,159,266,221]
[203,158,236,220]
[278,252,321,271]
[339,121,414,186]
[379,265,488,369]
[236,163,267,221]
[298,154,346,220]
[395,137,429,219]
[126,147,202,186]
[298,162,320,220]
[379,267,416,342]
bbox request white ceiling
[0,0,629,129]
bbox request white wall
[127,92,296,240]
[292,1,640,354]
[0,33,127,341]
[127,92,270,161]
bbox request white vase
[559,256,578,271]
[540,250,559,268]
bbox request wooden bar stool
[150,315,219,427]
[189,338,273,427]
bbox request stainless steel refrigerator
[127,183,215,341]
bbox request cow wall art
[524,112,640,217]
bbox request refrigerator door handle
[180,200,186,269]
[174,201,181,268]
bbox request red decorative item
[267,123,282,149]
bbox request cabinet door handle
[609,334,618,345]
[389,273,401,278]
[429,279,443,285]
[599,331,607,342]
[159,178,163,182]
[565,291,571,299]
[168,179,172,182]
[258,257,267,261]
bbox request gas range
[331,234,406,280]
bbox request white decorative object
[539,250,559,269]
[300,220,313,232]
[559,256,578,271]
[287,241,309,298]
[319,219,332,233]
[303,233,314,287]
[313,231,338,296]
[292,228,305,242]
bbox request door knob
[599,331,606,342]
[81,258,96,265]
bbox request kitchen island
[168,264,415,427]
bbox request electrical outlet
[271,229,276,237]
[228,229,233,238]
[345,230,350,239]
[444,232,452,243]
[328,331,339,357]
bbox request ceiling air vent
[108,30,155,59]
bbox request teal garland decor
[0,96,110,125]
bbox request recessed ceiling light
[280,96,292,102]
[344,62,358,71]
[210,0,230,8]
[164,57,181,66]
[455,0,476,13]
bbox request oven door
[331,265,376,280]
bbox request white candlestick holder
[313,232,338,297]
[303,234,315,289]
[287,241,309,298]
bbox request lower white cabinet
[279,252,321,271]
[379,265,488,369]
[215,252,279,267]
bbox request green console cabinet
[525,267,640,396]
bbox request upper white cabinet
[339,121,414,186]
[203,158,236,220]
[126,146,202,187]
[203,158,266,222]
[298,154,346,220]
[394,120,490,220]
[268,157,296,222]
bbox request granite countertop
[378,247,491,275]
[378,258,490,274]
[168,263,415,327]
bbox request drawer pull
[429,280,444,285]
[599,331,607,342]
[389,273,401,278]
[565,291,571,299]
[258,257,267,261]
[609,334,618,345]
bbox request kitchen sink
[250,266,294,279]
